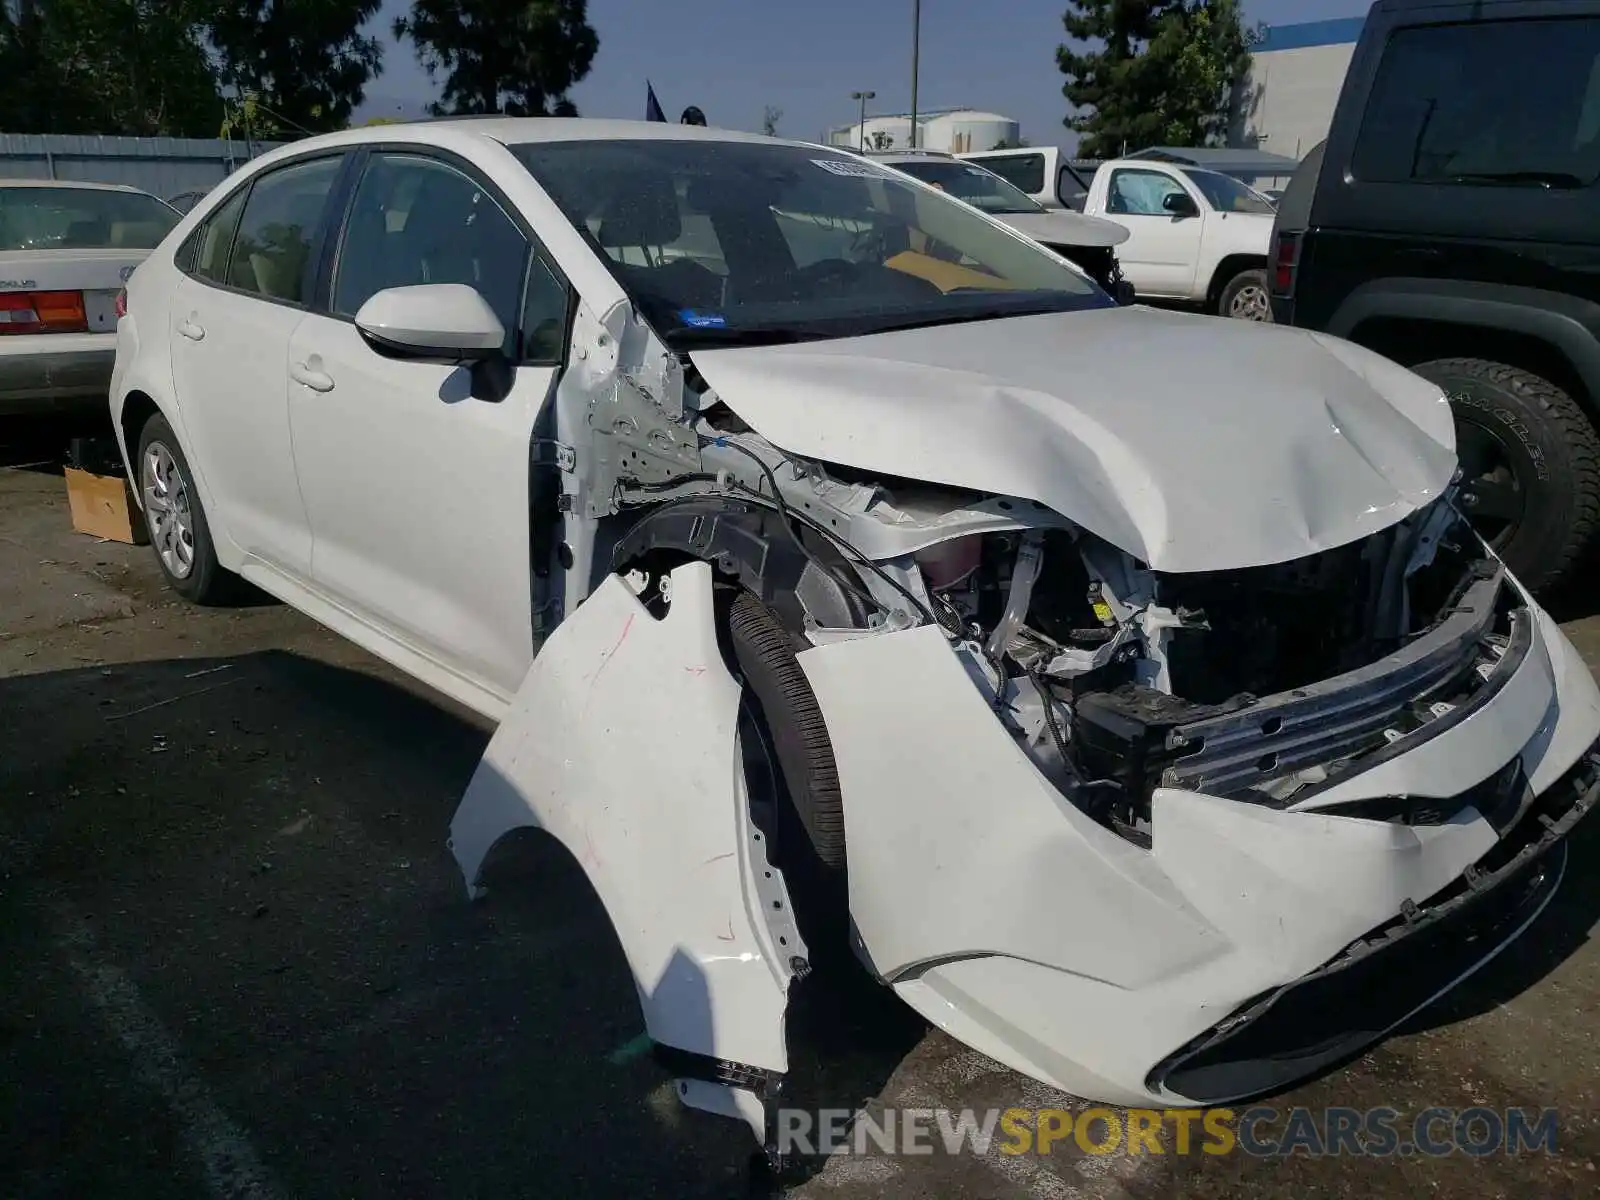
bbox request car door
[1101,167,1205,297]
[286,149,570,712]
[166,153,345,576]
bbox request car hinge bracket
[570,303,701,518]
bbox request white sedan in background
[110,118,1600,1158]
[1,179,178,415]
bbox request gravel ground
[2,421,1597,1199]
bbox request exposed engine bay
[611,412,1518,848]
[452,294,1599,1150]
[1042,242,1127,297]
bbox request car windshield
[1179,168,1277,214]
[886,158,1046,214]
[0,186,178,251]
[510,139,1109,348]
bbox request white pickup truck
[1081,158,1277,320]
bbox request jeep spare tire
[1412,356,1600,593]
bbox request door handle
[290,360,335,393]
[177,317,205,341]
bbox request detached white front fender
[448,562,806,1138]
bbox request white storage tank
[921,111,1018,154]
[841,114,915,150]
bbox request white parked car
[111,119,1600,1152]
[1080,157,1278,319]
[868,150,1133,299]
[1,180,180,415]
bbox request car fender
[1196,213,1272,302]
[447,560,806,1139]
[1328,278,1600,409]
[111,301,230,548]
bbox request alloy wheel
[141,441,196,580]
[1453,417,1527,550]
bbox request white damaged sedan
[111,119,1600,1148]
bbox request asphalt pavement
[2,420,1597,1199]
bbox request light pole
[909,0,921,148]
[851,90,876,151]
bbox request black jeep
[1271,0,1600,592]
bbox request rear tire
[1411,357,1600,593]
[135,413,237,604]
[1219,268,1272,321]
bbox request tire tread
[1421,356,1600,592]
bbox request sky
[355,0,1371,144]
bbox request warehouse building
[1232,16,1366,161]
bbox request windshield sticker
[678,309,728,328]
[812,158,892,178]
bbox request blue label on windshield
[679,309,728,328]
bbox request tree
[394,0,598,117]
[1056,0,1249,158]
[206,1,384,135]
[0,0,222,137]
[761,105,783,137]
[991,136,1031,150]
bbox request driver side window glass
[1107,169,1187,216]
[333,153,530,357]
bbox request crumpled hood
[993,209,1130,249]
[689,306,1458,573]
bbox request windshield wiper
[1441,170,1586,189]
[668,324,834,349]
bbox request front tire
[135,413,236,604]
[1219,268,1272,321]
[1411,357,1600,594]
[726,590,846,871]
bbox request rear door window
[189,187,248,283]
[226,156,343,305]
[1352,16,1600,186]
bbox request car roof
[339,116,820,150]
[0,178,154,193]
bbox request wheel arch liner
[447,561,805,1133]
[1328,278,1600,410]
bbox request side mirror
[1113,279,1137,306]
[1162,191,1200,218]
[354,284,506,360]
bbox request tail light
[0,290,89,335]
[1271,232,1301,298]
[114,288,128,319]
